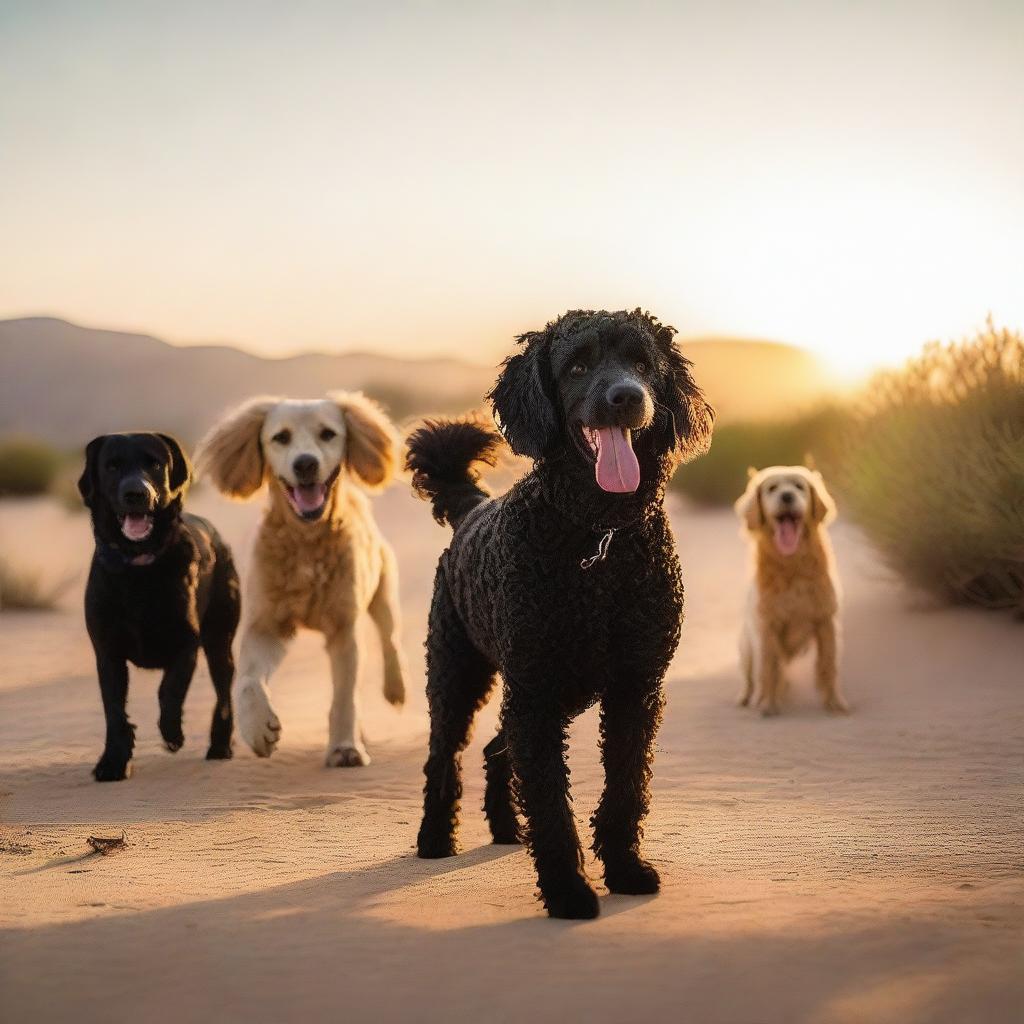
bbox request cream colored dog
[196,393,407,765]
[734,465,847,717]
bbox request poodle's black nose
[293,454,319,481]
[606,382,645,408]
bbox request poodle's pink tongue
[595,427,640,493]
[773,518,802,556]
[294,483,326,513]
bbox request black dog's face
[78,433,191,545]
[549,322,658,493]
[489,309,714,494]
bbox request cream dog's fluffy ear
[331,391,399,491]
[196,397,278,498]
[735,471,764,531]
[807,469,837,525]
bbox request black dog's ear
[653,323,715,465]
[157,433,193,495]
[77,436,108,509]
[487,338,558,460]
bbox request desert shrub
[0,557,71,612]
[0,436,64,497]
[839,319,1024,612]
[672,405,846,507]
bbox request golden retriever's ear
[747,465,758,481]
[808,470,837,525]
[195,397,276,499]
[331,391,398,491]
[734,474,764,531]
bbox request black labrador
[407,309,713,918]
[78,432,241,781]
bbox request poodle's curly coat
[407,309,713,919]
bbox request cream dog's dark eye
[767,483,778,493]
[570,363,588,377]
[319,428,337,442]
[271,430,291,445]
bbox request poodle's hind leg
[483,728,521,845]
[417,575,495,859]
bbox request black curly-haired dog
[407,308,713,919]
[78,433,241,781]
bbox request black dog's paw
[93,755,132,782]
[159,717,185,753]
[417,824,459,859]
[604,856,661,895]
[206,743,233,761]
[542,874,601,920]
[489,823,522,846]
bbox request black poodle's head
[488,309,714,492]
[78,432,192,550]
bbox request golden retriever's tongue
[595,427,640,493]
[774,518,802,556]
[294,483,326,514]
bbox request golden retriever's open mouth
[579,425,640,494]
[280,467,340,521]
[773,512,803,556]
[119,513,154,541]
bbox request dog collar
[96,538,164,571]
[580,527,618,570]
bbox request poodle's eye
[569,362,588,377]
[271,430,292,445]
[319,427,337,442]
[635,360,647,374]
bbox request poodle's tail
[405,417,503,529]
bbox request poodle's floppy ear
[77,436,108,509]
[734,472,764,532]
[331,391,398,491]
[487,335,558,461]
[156,433,192,497]
[807,469,837,525]
[650,317,715,465]
[195,397,276,498]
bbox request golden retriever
[734,465,847,716]
[196,393,407,765]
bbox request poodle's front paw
[542,873,601,920]
[604,856,661,895]
[205,742,233,760]
[325,743,370,768]
[417,821,459,859]
[234,679,281,757]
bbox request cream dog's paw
[235,678,281,757]
[325,743,370,767]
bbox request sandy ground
[1,484,1021,1024]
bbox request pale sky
[1,0,1021,376]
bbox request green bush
[0,436,64,497]
[838,319,1024,612]
[671,406,846,507]
[0,557,71,612]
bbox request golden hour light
[2,4,1021,1023]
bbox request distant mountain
[0,317,832,446]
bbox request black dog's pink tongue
[594,427,640,493]
[121,514,152,541]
